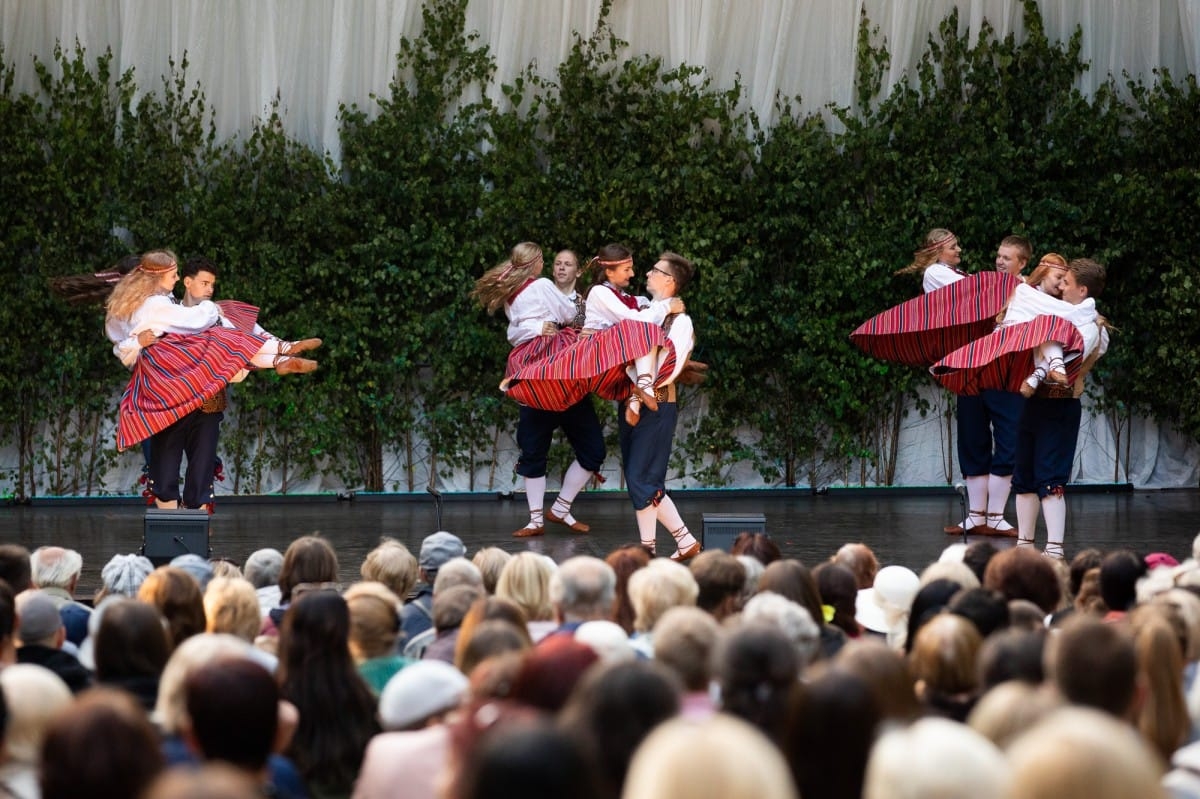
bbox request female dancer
[105,250,318,449]
[471,242,605,538]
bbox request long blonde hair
[895,228,956,276]
[470,242,544,315]
[105,250,178,322]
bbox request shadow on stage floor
[5,487,1199,596]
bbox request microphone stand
[427,485,443,530]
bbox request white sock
[636,505,658,553]
[1042,494,1067,555]
[524,476,546,528]
[550,461,592,525]
[964,475,989,529]
[250,338,282,369]
[986,474,1014,531]
[1016,492,1040,543]
[655,496,697,552]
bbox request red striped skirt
[850,272,1022,366]
[215,300,261,333]
[505,327,580,379]
[117,327,268,449]
[930,316,1085,395]
[504,319,668,411]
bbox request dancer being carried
[470,242,605,538]
[580,243,688,426]
[498,244,691,414]
[103,250,320,450]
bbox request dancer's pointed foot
[275,357,318,375]
[282,338,323,355]
[546,510,589,533]
[669,541,702,562]
[625,397,642,427]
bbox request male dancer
[144,256,319,510]
[616,252,700,560]
[943,234,1032,536]
[1013,258,1109,558]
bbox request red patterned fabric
[850,272,1023,366]
[505,327,579,379]
[604,284,641,311]
[931,316,1085,395]
[215,300,261,333]
[117,327,267,449]
[505,319,666,411]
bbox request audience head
[419,531,467,583]
[0,544,32,594]
[730,532,781,565]
[0,664,72,765]
[202,576,261,642]
[835,639,921,723]
[242,548,284,591]
[170,554,215,592]
[908,612,983,722]
[154,634,258,734]
[714,622,799,743]
[813,561,860,637]
[184,657,280,771]
[455,716,599,799]
[496,551,556,623]
[1099,549,1145,613]
[905,578,964,654]
[93,597,171,687]
[977,627,1046,689]
[97,553,154,601]
[1005,707,1164,799]
[967,680,1061,749]
[343,581,403,662]
[433,583,486,633]
[379,659,469,730]
[786,668,881,799]
[690,551,746,620]
[433,558,485,596]
[627,558,698,634]
[40,687,165,799]
[559,659,681,799]
[863,717,1009,799]
[550,556,616,624]
[508,634,599,712]
[742,591,820,667]
[278,535,340,604]
[948,586,1010,638]
[1046,615,1138,719]
[624,715,798,799]
[29,546,83,593]
[854,565,919,648]
[138,566,207,650]
[834,542,879,590]
[962,541,999,583]
[983,547,1062,614]
[359,538,418,600]
[471,547,512,595]
[604,544,652,634]
[15,590,65,648]
[651,605,722,692]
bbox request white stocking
[1016,492,1041,544]
[524,476,546,528]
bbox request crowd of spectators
[0,525,1198,799]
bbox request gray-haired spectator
[405,583,483,662]
[742,591,821,668]
[244,548,284,619]
[549,556,617,635]
[29,546,91,647]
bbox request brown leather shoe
[670,541,702,562]
[282,338,323,355]
[512,526,545,538]
[275,357,318,375]
[634,385,659,412]
[546,510,589,533]
[624,400,641,428]
[944,523,996,536]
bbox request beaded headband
[597,257,633,268]
[915,233,956,256]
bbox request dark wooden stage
[5,487,1198,596]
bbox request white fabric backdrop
[2,1,1196,162]
[2,1,1197,494]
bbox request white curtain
[2,1,1196,162]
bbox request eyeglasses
[648,266,675,280]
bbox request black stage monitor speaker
[143,508,211,566]
[701,513,767,552]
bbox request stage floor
[5,488,1198,596]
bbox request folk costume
[501,276,605,538]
